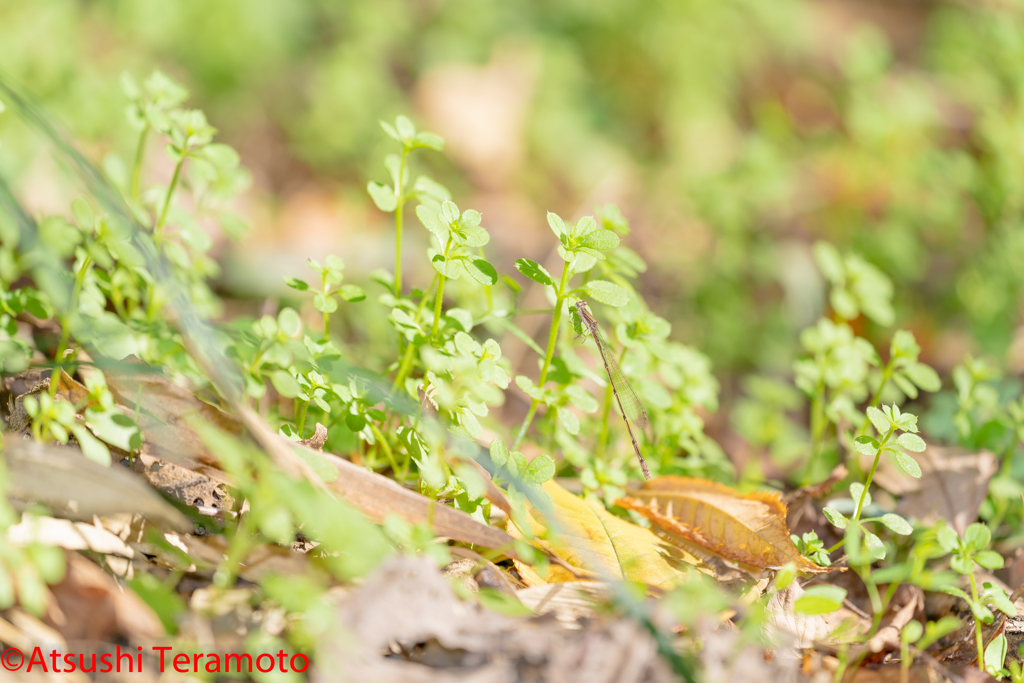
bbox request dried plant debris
[319,555,677,683]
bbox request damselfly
[573,300,650,479]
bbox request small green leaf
[547,212,566,237]
[774,563,797,591]
[557,405,580,435]
[490,438,510,468]
[964,523,991,552]
[853,435,879,455]
[69,424,112,466]
[901,620,923,645]
[271,370,301,398]
[849,482,871,508]
[917,617,962,650]
[823,507,849,529]
[367,181,397,212]
[580,229,619,251]
[345,414,367,431]
[515,258,553,286]
[984,633,1007,676]
[892,449,922,478]
[464,258,498,286]
[865,530,886,560]
[970,600,994,624]
[313,293,338,314]
[936,526,960,553]
[812,241,845,283]
[880,513,913,535]
[441,200,460,225]
[866,406,889,434]
[974,550,1004,571]
[524,454,555,484]
[431,254,463,279]
[794,585,847,615]
[950,554,975,575]
[284,277,309,291]
[586,280,628,307]
[413,131,444,151]
[905,362,941,392]
[278,307,301,337]
[395,115,416,141]
[897,433,926,453]
[340,284,366,302]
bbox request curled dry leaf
[616,476,831,575]
[512,480,696,588]
[3,437,191,533]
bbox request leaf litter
[0,358,1015,683]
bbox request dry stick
[574,300,651,479]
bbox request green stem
[513,261,571,450]
[394,149,409,296]
[322,272,331,339]
[297,400,309,437]
[156,142,188,239]
[50,253,93,397]
[391,276,439,393]
[858,361,894,437]
[429,237,453,340]
[853,425,896,523]
[130,127,148,202]
[369,422,401,478]
[431,275,446,339]
[807,388,826,477]
[970,572,985,673]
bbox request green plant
[937,522,1014,674]
[898,617,962,683]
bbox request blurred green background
[2,0,1023,459]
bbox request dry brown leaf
[3,438,191,533]
[765,583,833,650]
[872,447,997,536]
[7,517,133,558]
[513,480,695,589]
[316,448,524,555]
[616,476,830,575]
[103,355,244,469]
[48,551,163,642]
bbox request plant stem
[391,275,439,393]
[854,425,896,522]
[429,238,453,340]
[50,253,93,397]
[857,360,894,437]
[297,400,309,437]
[156,143,188,240]
[513,261,571,449]
[431,275,446,339]
[969,572,985,673]
[322,272,331,339]
[807,387,826,478]
[130,127,148,201]
[394,149,409,296]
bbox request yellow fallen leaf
[511,480,698,588]
[616,476,831,575]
